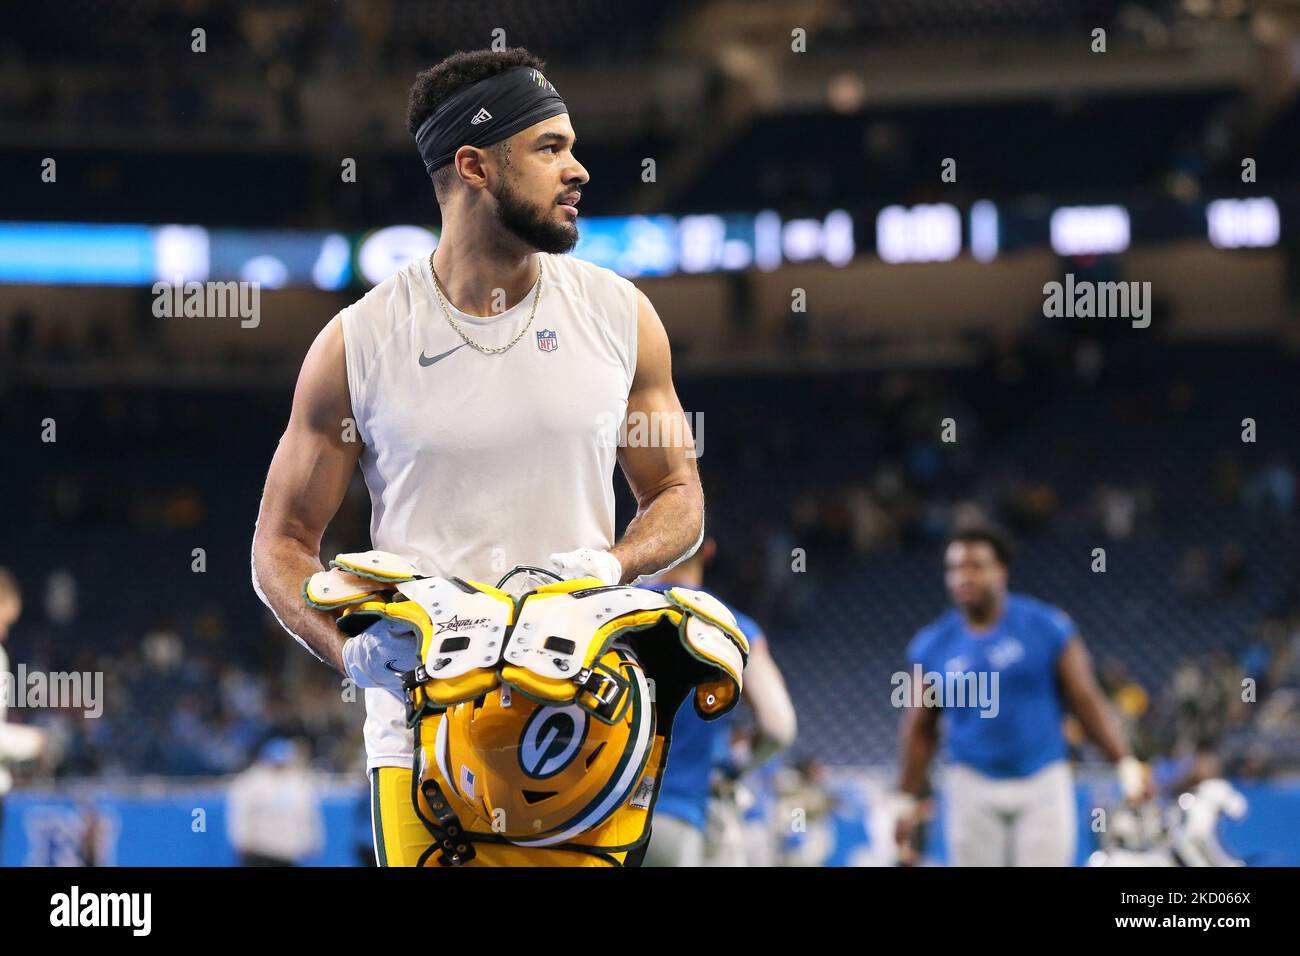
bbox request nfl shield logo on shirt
[536,329,558,352]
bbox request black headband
[414,65,568,177]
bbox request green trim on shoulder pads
[665,586,749,657]
[330,550,421,583]
[302,567,383,610]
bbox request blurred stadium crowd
[3,323,1296,784]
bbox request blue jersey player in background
[640,538,797,867]
[895,525,1154,866]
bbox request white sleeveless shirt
[339,253,638,769]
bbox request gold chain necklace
[428,253,543,356]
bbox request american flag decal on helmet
[629,775,654,809]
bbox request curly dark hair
[406,47,547,202]
[946,523,1014,568]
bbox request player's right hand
[894,818,918,866]
[894,796,922,866]
[1118,755,1155,804]
[341,617,422,701]
[0,722,48,762]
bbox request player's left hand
[547,548,623,586]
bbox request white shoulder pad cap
[506,586,669,682]
[303,567,383,610]
[330,550,421,583]
[682,615,746,690]
[667,586,749,657]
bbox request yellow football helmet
[306,554,750,865]
[432,644,653,845]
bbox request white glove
[1118,756,1151,802]
[0,723,46,761]
[546,548,623,586]
[341,617,422,701]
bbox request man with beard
[251,48,704,866]
[894,526,1153,866]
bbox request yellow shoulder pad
[527,576,608,595]
[395,577,514,709]
[666,586,749,720]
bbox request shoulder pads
[500,581,749,721]
[302,550,423,610]
[330,550,421,583]
[396,576,515,709]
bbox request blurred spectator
[226,738,323,866]
[1094,484,1140,540]
[1175,546,1212,600]
[1217,541,1249,596]
[1100,657,1149,744]
[0,568,49,856]
[1245,455,1296,518]
[1170,659,1228,755]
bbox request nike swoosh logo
[384,659,404,673]
[419,344,468,367]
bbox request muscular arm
[894,703,940,862]
[609,289,705,583]
[250,317,362,674]
[742,639,798,765]
[897,703,941,797]
[1056,634,1130,763]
